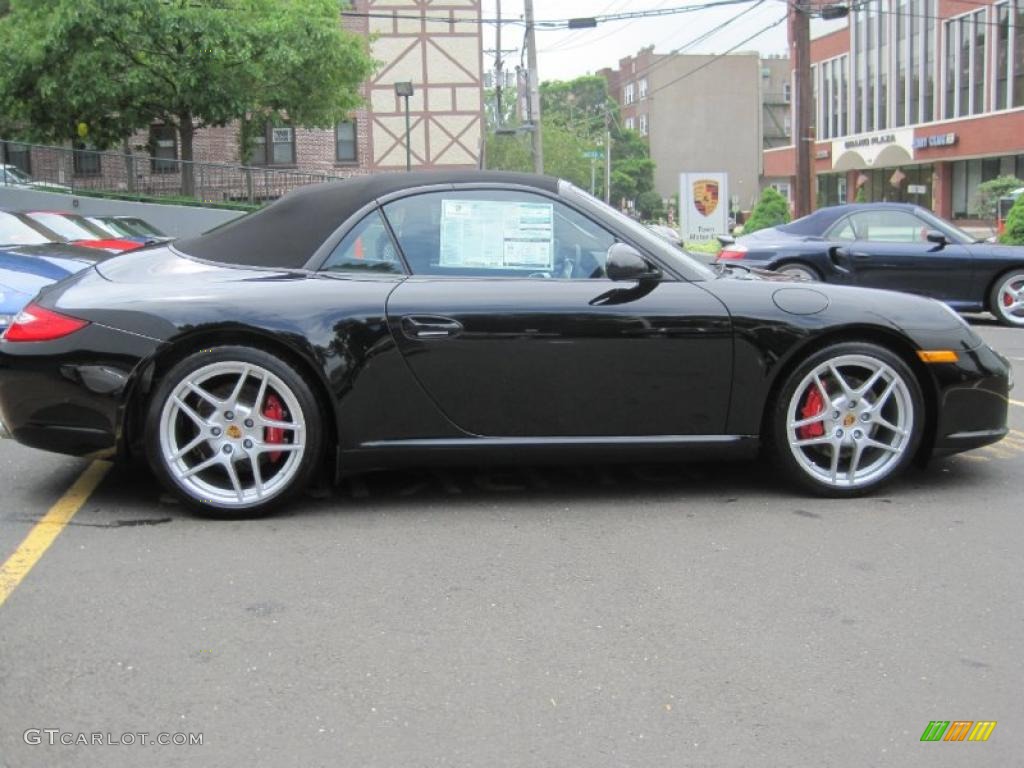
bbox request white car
[0,164,72,194]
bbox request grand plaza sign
[830,128,915,171]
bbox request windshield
[559,181,715,281]
[0,212,52,246]
[1,166,32,184]
[915,208,976,244]
[86,217,126,237]
[118,217,166,237]
[26,212,107,241]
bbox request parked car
[716,202,1024,326]
[0,245,111,332]
[85,215,172,245]
[0,164,72,194]
[20,211,144,253]
[0,172,1011,517]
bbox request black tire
[775,262,822,281]
[767,342,924,497]
[144,346,325,518]
[988,269,1024,327]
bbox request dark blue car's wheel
[990,270,1024,327]
[776,262,821,282]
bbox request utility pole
[524,0,543,174]
[495,0,503,122]
[604,105,611,204]
[790,0,813,218]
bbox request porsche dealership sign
[680,172,729,243]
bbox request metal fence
[0,140,350,206]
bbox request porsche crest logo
[692,179,719,217]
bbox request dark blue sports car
[716,203,1024,327]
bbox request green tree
[0,0,373,194]
[744,187,791,234]
[973,175,1024,219]
[999,192,1024,245]
[635,190,665,221]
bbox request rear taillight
[717,244,748,260]
[2,303,89,342]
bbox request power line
[646,12,789,97]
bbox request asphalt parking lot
[1,321,1022,768]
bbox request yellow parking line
[0,461,110,609]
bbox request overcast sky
[482,0,792,83]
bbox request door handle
[850,252,872,262]
[401,315,463,339]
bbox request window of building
[783,114,792,137]
[335,121,357,163]
[149,124,178,174]
[624,82,635,104]
[250,123,296,166]
[638,78,648,99]
[1015,0,1024,107]
[624,116,635,131]
[638,114,648,136]
[381,190,617,279]
[321,210,403,275]
[783,82,791,102]
[72,142,101,177]
[996,2,1011,110]
[944,9,987,118]
[814,54,848,140]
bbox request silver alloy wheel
[778,264,819,281]
[995,273,1024,325]
[785,354,913,489]
[158,361,306,509]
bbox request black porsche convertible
[716,202,1024,327]
[0,173,1012,516]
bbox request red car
[20,211,143,253]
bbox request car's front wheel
[989,270,1024,327]
[145,346,324,517]
[768,342,923,496]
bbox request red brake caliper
[798,387,826,440]
[1004,291,1014,307]
[263,393,285,462]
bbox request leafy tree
[635,190,665,221]
[999,192,1024,245]
[744,187,791,234]
[973,175,1024,219]
[0,0,373,194]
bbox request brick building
[3,0,484,193]
[598,48,792,212]
[763,0,1024,220]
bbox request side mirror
[828,245,852,273]
[606,243,661,282]
[926,230,948,246]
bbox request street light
[394,81,414,171]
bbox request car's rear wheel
[989,270,1024,327]
[145,346,323,518]
[776,262,821,281]
[769,342,923,496]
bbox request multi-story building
[3,0,485,190]
[764,0,1024,220]
[599,48,791,212]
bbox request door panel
[386,278,733,437]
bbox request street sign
[582,150,602,159]
[907,184,926,194]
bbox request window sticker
[440,199,553,270]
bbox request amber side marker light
[917,350,959,364]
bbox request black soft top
[176,170,560,269]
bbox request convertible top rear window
[176,171,559,269]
